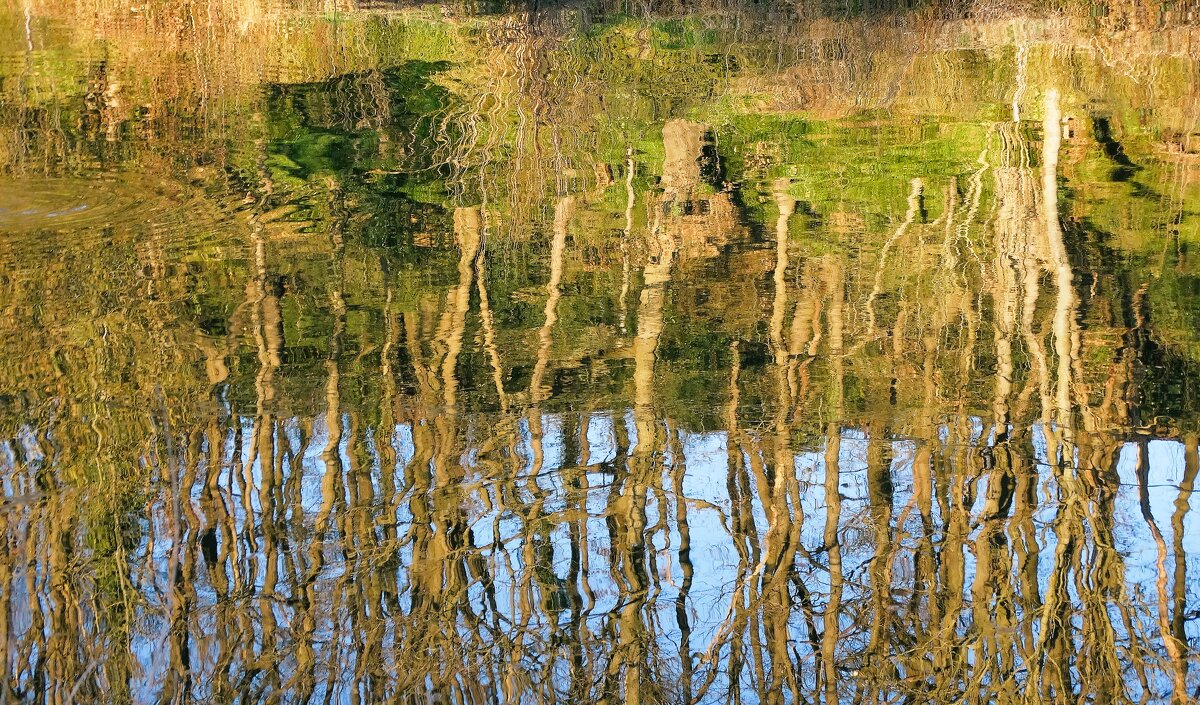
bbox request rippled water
[2,1,1200,703]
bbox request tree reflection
[2,3,1200,704]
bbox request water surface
[2,2,1200,703]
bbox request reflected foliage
[2,1,1200,703]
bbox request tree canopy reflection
[1,2,1200,703]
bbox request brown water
[2,1,1200,702]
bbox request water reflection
[2,1,1200,703]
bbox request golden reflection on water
[2,1,1200,703]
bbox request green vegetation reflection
[1,1,1200,703]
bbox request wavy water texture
[1,1,1200,704]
